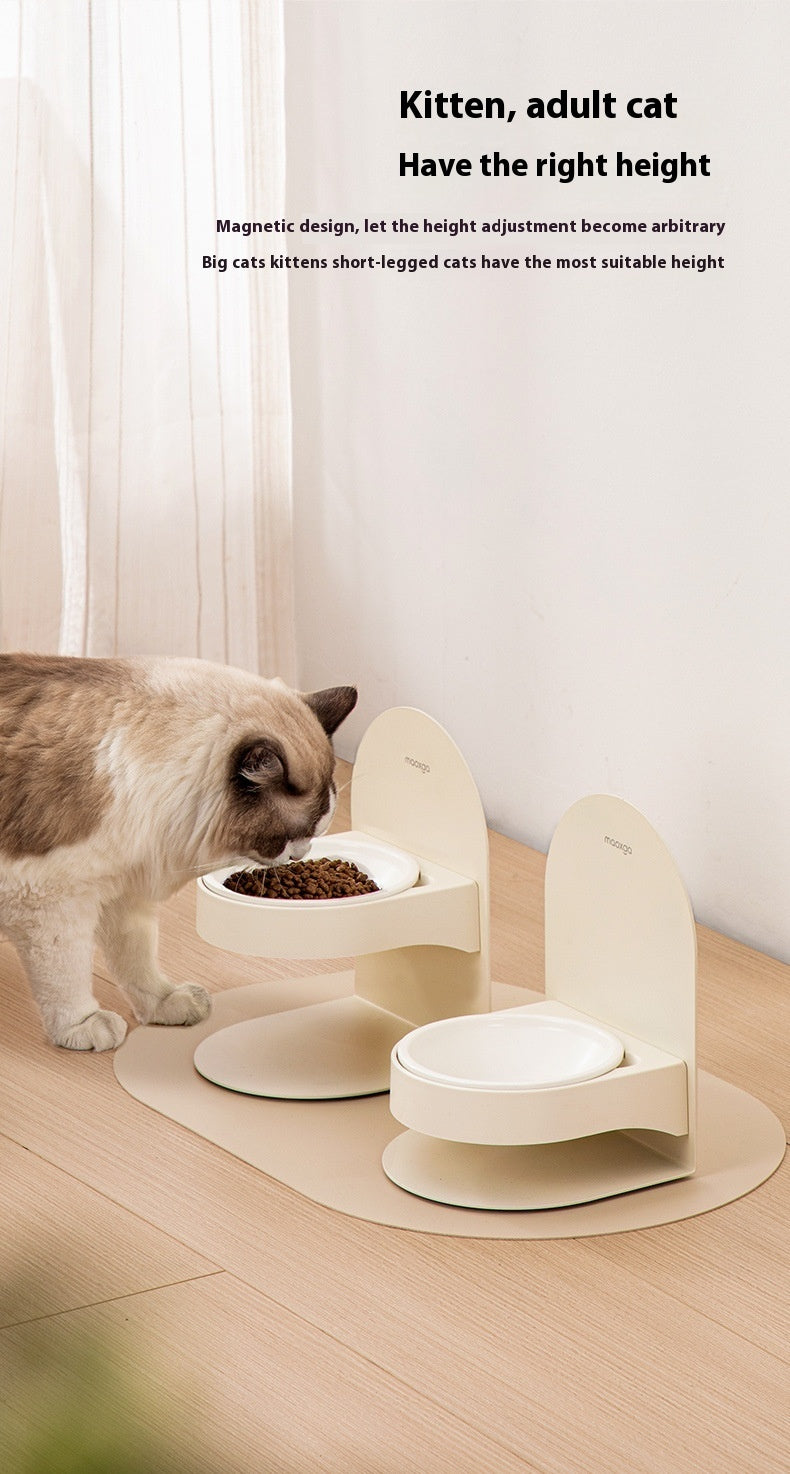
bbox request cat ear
[303,685,358,737]
[236,739,287,787]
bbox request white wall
[285,1,790,963]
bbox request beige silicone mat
[114,974,786,1239]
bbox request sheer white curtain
[0,0,295,677]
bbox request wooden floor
[1,769,788,1473]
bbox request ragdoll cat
[0,653,357,1051]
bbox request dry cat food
[223,856,380,901]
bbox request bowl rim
[395,1011,625,1091]
[199,832,420,908]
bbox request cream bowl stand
[114,784,785,1238]
[192,707,490,1099]
[383,794,699,1210]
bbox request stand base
[382,1129,690,1211]
[114,976,786,1239]
[193,993,413,1099]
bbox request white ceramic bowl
[201,833,420,908]
[396,1011,624,1091]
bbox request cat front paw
[58,1009,128,1052]
[147,983,211,1028]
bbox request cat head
[218,683,358,867]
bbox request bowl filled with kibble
[201,834,420,908]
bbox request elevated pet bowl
[193,707,490,1100]
[383,794,698,1210]
[196,831,477,964]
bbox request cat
[0,653,357,1051]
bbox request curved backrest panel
[545,794,696,1073]
[351,706,488,886]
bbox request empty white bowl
[201,833,420,907]
[395,1011,624,1091]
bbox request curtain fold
[0,0,295,679]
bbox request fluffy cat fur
[0,653,357,1051]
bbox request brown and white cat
[0,654,357,1051]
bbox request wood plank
[584,1160,790,1364]
[0,1274,540,1474]
[0,1135,219,1328]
